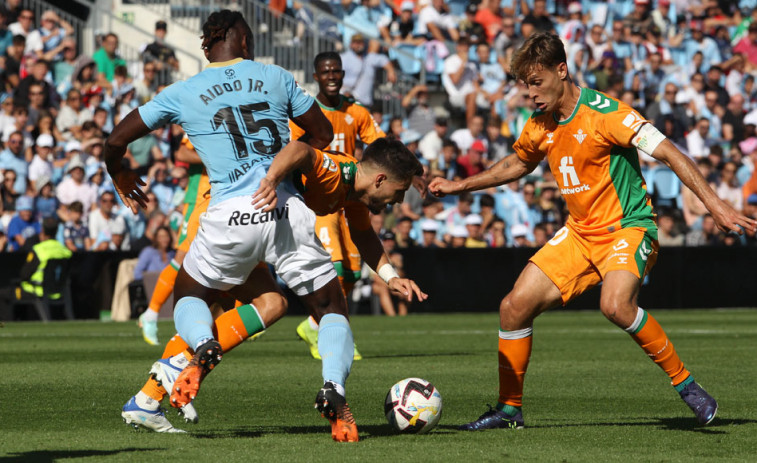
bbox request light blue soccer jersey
[139,58,315,205]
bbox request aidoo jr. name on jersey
[198,78,268,105]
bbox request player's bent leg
[601,270,717,425]
[461,263,562,431]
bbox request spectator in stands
[458,3,486,46]
[474,0,502,44]
[133,225,174,281]
[477,193,499,230]
[531,222,549,247]
[134,62,158,105]
[62,200,90,251]
[0,131,27,194]
[485,217,506,247]
[0,10,12,58]
[8,8,34,39]
[14,59,56,109]
[442,37,477,113]
[716,161,742,212]
[4,106,32,147]
[27,134,54,193]
[624,0,653,35]
[379,1,422,46]
[449,225,467,247]
[509,223,530,247]
[733,21,757,70]
[687,117,713,159]
[685,213,722,246]
[57,89,90,141]
[32,175,56,220]
[419,117,448,164]
[0,0,21,24]
[450,113,485,153]
[443,191,473,232]
[4,34,25,88]
[6,195,38,251]
[657,209,684,246]
[124,130,163,177]
[685,20,721,71]
[533,181,563,226]
[463,213,486,248]
[646,82,688,130]
[493,15,520,55]
[25,82,48,130]
[418,218,444,247]
[92,32,125,91]
[522,0,554,34]
[52,37,77,89]
[416,0,458,43]
[69,55,98,94]
[402,84,436,136]
[394,216,417,248]
[484,115,508,165]
[722,93,746,146]
[113,82,136,126]
[146,162,176,215]
[56,156,96,217]
[681,159,715,229]
[36,111,62,148]
[36,10,74,61]
[141,20,178,88]
[340,33,396,107]
[89,190,128,251]
[435,139,459,179]
[456,139,486,179]
[472,42,506,117]
[0,168,18,214]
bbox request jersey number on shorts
[212,102,283,159]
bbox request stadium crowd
[1,0,757,268]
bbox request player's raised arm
[648,134,757,234]
[252,141,316,211]
[429,153,539,197]
[291,101,334,150]
[104,109,151,214]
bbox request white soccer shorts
[183,188,336,296]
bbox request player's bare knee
[599,295,635,326]
[499,294,533,330]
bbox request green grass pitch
[1,309,756,462]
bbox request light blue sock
[174,296,214,350]
[318,313,353,390]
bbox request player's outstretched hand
[388,278,428,302]
[252,177,278,212]
[428,177,461,198]
[112,168,148,214]
[710,200,757,234]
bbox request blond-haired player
[430,32,757,429]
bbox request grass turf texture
[1,309,755,462]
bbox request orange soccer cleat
[314,382,359,442]
[170,340,223,409]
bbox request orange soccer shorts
[315,212,361,294]
[530,224,659,304]
[177,193,211,254]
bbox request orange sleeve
[513,119,544,163]
[597,103,648,148]
[343,201,371,231]
[356,106,386,144]
[289,120,305,143]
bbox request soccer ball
[384,378,443,434]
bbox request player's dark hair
[201,10,247,51]
[314,51,341,70]
[510,32,567,82]
[362,138,423,182]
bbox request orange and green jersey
[289,95,385,154]
[298,149,371,232]
[514,87,656,237]
[181,136,210,206]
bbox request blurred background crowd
[2,0,757,268]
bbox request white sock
[135,391,159,411]
[141,310,158,323]
[308,316,319,330]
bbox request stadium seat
[647,167,682,209]
[390,44,423,76]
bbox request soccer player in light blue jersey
[106,10,361,441]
